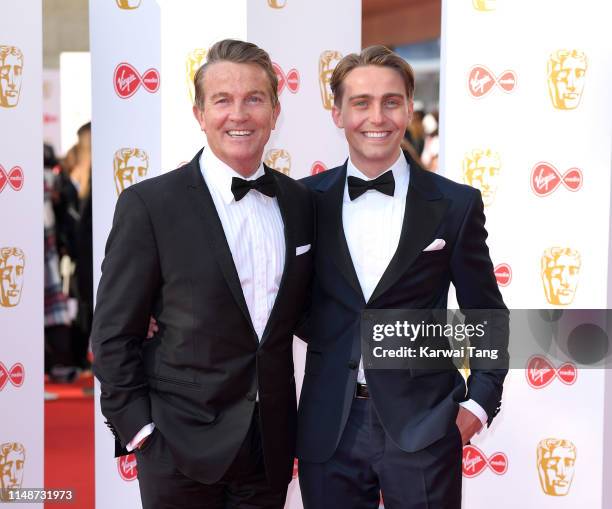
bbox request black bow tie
[231,173,276,201]
[347,171,395,201]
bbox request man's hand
[455,406,482,446]
[147,316,158,339]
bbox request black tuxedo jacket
[92,149,314,487]
[296,152,508,463]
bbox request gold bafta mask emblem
[186,49,208,104]
[267,0,287,8]
[0,248,25,308]
[264,149,291,176]
[0,443,25,493]
[0,46,23,109]
[319,50,343,110]
[537,438,576,496]
[115,0,141,9]
[472,0,497,11]
[462,149,501,207]
[113,148,149,195]
[547,50,587,110]
[541,247,581,306]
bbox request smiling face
[192,61,280,177]
[332,65,412,178]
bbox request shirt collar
[344,151,410,202]
[200,148,265,205]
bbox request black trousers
[135,407,287,509]
[299,397,462,509]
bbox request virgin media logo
[468,65,516,98]
[462,445,508,478]
[0,362,25,391]
[0,165,24,193]
[530,162,582,197]
[310,161,327,175]
[117,453,138,481]
[113,63,160,99]
[494,263,511,287]
[526,355,577,389]
[272,63,299,95]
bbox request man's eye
[215,98,228,105]
[384,100,399,107]
[247,96,263,103]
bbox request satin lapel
[186,153,255,335]
[367,167,449,305]
[317,164,365,303]
[260,167,294,343]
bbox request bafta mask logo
[494,263,511,286]
[0,443,25,492]
[114,63,160,99]
[0,362,25,392]
[526,356,577,389]
[468,65,516,98]
[541,247,581,306]
[462,149,501,206]
[531,162,582,197]
[186,48,208,104]
[113,148,149,195]
[472,0,496,11]
[0,248,25,308]
[0,46,23,109]
[273,63,299,95]
[117,453,138,481]
[268,0,287,8]
[548,50,587,110]
[311,161,327,175]
[116,0,141,9]
[537,438,576,496]
[0,165,24,194]
[319,50,342,110]
[264,149,291,176]
[462,445,508,478]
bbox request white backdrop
[90,1,359,508]
[440,0,612,507]
[0,0,44,506]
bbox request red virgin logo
[526,355,577,389]
[272,63,299,95]
[530,162,582,197]
[468,65,516,98]
[494,263,511,287]
[114,63,160,99]
[0,362,25,391]
[462,445,508,478]
[117,453,138,481]
[0,165,24,193]
[310,161,327,175]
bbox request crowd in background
[43,122,93,383]
[403,103,439,172]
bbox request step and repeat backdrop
[0,0,44,506]
[90,1,359,508]
[440,0,612,508]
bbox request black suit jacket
[296,152,508,463]
[92,149,314,487]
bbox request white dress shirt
[342,151,488,431]
[127,149,285,451]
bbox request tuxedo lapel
[368,164,449,305]
[259,166,294,343]
[316,163,365,303]
[186,150,255,335]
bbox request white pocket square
[423,239,446,252]
[296,244,311,256]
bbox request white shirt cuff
[126,422,155,452]
[459,399,487,433]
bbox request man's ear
[193,105,206,132]
[331,104,344,129]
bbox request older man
[92,39,314,509]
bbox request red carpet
[44,374,94,509]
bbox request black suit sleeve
[91,187,161,447]
[449,188,509,425]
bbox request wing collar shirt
[126,148,285,451]
[342,151,487,430]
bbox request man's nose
[229,103,248,121]
[370,104,384,124]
